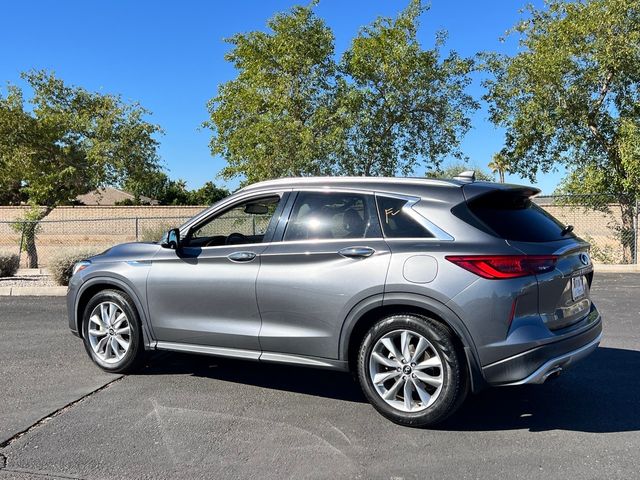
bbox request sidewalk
[0,268,65,296]
[0,286,67,296]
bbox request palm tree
[488,152,510,183]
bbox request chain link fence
[0,195,638,268]
[533,195,639,265]
[0,216,192,268]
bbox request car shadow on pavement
[440,347,640,433]
[137,346,639,433]
[139,351,367,403]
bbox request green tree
[189,181,230,205]
[426,162,494,181]
[205,5,343,185]
[123,172,229,205]
[487,151,511,183]
[206,1,477,183]
[0,71,162,266]
[123,171,188,205]
[337,0,477,176]
[483,0,640,262]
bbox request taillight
[445,255,558,279]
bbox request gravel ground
[0,275,56,287]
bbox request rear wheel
[357,314,467,427]
[82,289,144,373]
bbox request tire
[357,314,468,427]
[81,289,144,373]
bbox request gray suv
[67,175,602,427]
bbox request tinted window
[284,192,375,241]
[467,190,572,242]
[376,196,434,238]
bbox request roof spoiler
[462,183,541,202]
[454,170,476,183]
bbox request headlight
[72,260,91,276]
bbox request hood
[91,242,161,263]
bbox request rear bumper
[482,310,602,386]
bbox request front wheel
[357,314,468,427]
[82,289,144,373]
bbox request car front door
[256,190,391,360]
[147,192,288,351]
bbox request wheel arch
[339,293,486,393]
[75,276,154,348]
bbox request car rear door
[256,189,391,360]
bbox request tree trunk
[619,200,636,264]
[24,224,38,269]
[23,207,53,269]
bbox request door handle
[227,251,257,262]
[338,246,375,258]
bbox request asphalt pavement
[1,273,639,479]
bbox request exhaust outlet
[542,366,563,383]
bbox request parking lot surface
[1,273,639,479]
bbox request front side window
[376,196,434,238]
[185,195,281,247]
[284,192,377,241]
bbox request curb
[593,264,640,273]
[0,286,67,297]
[16,268,50,276]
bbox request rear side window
[376,196,434,238]
[467,190,572,242]
[284,192,378,241]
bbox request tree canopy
[123,172,229,205]
[0,70,162,208]
[205,5,342,184]
[482,0,640,259]
[337,1,477,176]
[0,70,163,266]
[206,0,478,184]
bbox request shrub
[49,248,101,286]
[140,221,175,243]
[583,234,620,264]
[0,251,20,277]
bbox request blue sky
[0,0,564,193]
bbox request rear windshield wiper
[561,224,574,236]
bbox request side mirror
[161,228,181,250]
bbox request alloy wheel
[87,301,131,364]
[368,329,444,412]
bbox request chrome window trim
[375,192,454,242]
[185,236,387,253]
[178,187,454,249]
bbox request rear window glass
[467,191,572,242]
[376,196,434,238]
